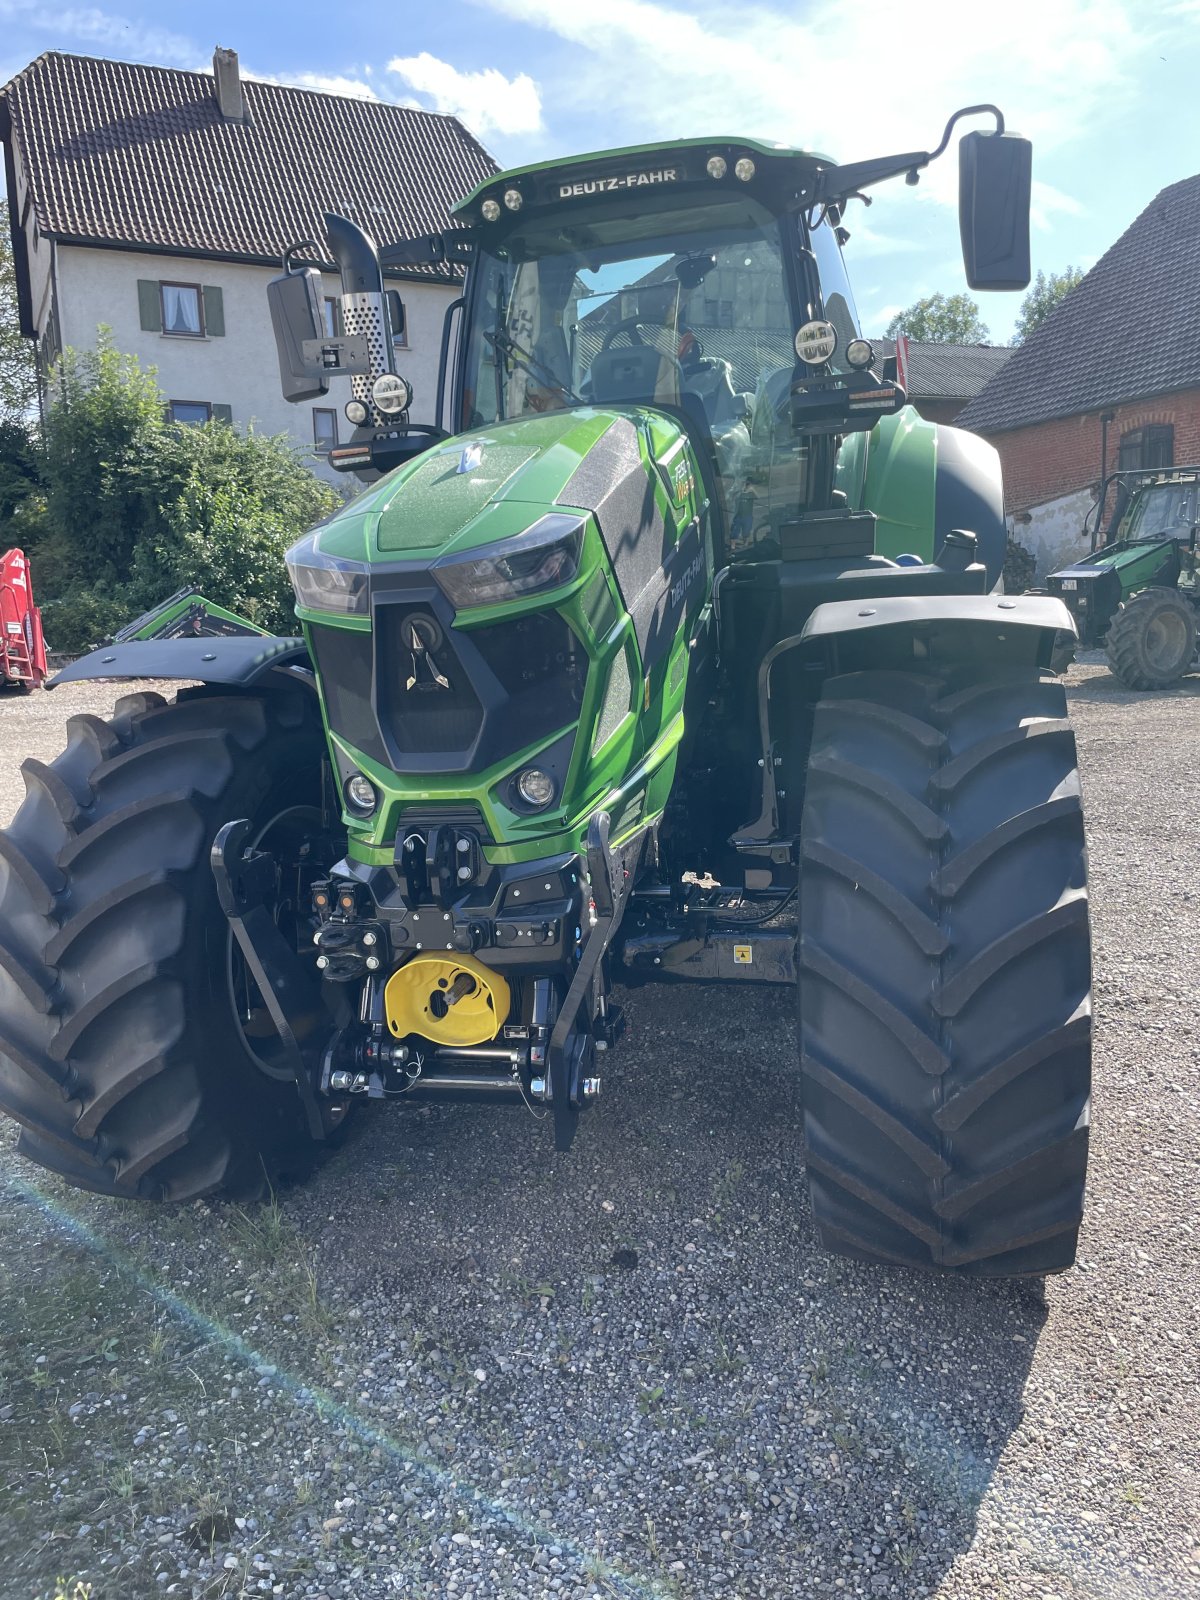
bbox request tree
[0,202,39,421]
[24,331,340,651]
[1012,267,1084,345]
[886,293,990,344]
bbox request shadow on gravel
[291,980,1045,1596]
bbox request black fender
[801,592,1076,675]
[934,423,1007,588]
[47,634,314,691]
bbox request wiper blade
[483,328,585,407]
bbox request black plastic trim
[48,636,312,690]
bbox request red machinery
[1,548,48,691]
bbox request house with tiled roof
[958,172,1200,576]
[867,340,1013,425]
[0,48,497,472]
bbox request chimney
[213,47,246,122]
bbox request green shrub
[10,331,340,652]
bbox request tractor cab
[449,139,874,557]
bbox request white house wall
[1009,485,1095,581]
[51,245,456,477]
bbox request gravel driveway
[0,663,1197,1600]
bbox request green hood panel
[377,441,542,551]
[319,409,631,561]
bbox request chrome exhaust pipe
[324,211,394,418]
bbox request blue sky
[1,0,1195,340]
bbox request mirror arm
[281,239,324,275]
[816,104,1006,204]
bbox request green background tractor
[1047,466,1200,688]
[0,110,1091,1277]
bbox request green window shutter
[137,280,162,333]
[202,286,225,337]
[211,403,233,426]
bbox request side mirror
[385,290,406,345]
[267,262,327,402]
[958,129,1032,291]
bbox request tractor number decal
[558,169,679,199]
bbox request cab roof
[452,135,832,217]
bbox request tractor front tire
[798,667,1091,1275]
[0,687,334,1201]
[1104,586,1197,689]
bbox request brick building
[958,172,1200,577]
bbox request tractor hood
[311,409,635,568]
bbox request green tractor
[1047,466,1199,688]
[0,109,1092,1276]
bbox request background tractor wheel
[798,667,1091,1275]
[1104,586,1197,689]
[0,687,338,1201]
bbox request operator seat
[588,344,681,408]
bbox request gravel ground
[0,662,1197,1600]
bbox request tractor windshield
[460,193,859,551]
[1122,482,1198,540]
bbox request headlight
[431,513,585,610]
[515,768,556,809]
[845,338,875,370]
[344,774,378,814]
[372,373,412,415]
[285,529,370,617]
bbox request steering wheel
[597,316,685,392]
[601,315,652,351]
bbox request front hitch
[211,819,329,1141]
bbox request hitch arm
[211,820,328,1141]
[545,811,634,1153]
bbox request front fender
[801,592,1075,675]
[48,634,313,691]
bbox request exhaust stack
[325,212,395,419]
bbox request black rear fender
[801,592,1075,678]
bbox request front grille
[470,611,587,752]
[311,604,588,774]
[308,622,389,767]
[377,603,483,755]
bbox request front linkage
[211,804,636,1151]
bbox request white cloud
[1030,179,1086,232]
[387,51,542,138]
[477,0,1146,192]
[249,70,380,100]
[0,1,200,67]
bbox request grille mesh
[593,648,633,753]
